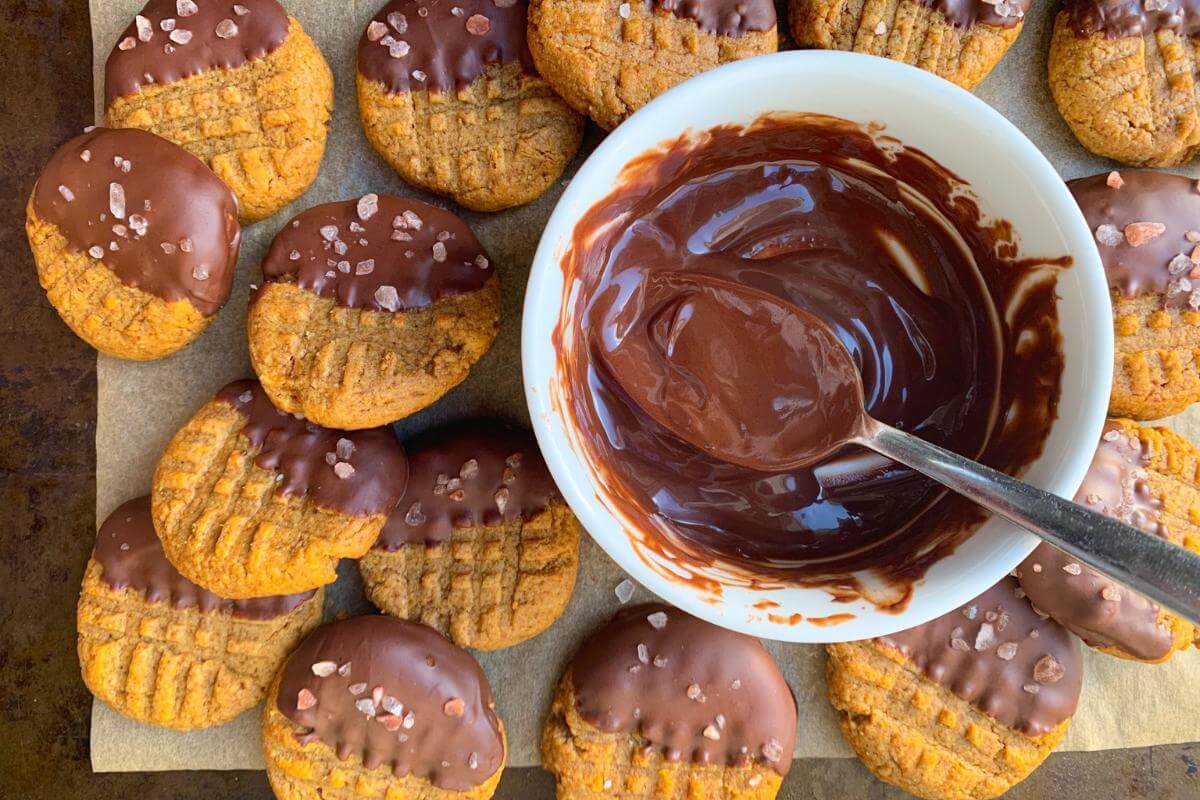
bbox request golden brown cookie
[542,603,796,799]
[1016,418,1200,662]
[105,0,333,222]
[357,0,583,211]
[247,194,501,429]
[1049,3,1200,166]
[262,614,506,800]
[1068,170,1200,419]
[151,379,409,598]
[359,421,580,650]
[826,577,1082,800]
[788,0,1028,89]
[26,126,240,360]
[527,0,777,130]
[78,496,322,730]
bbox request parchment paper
[89,0,1200,772]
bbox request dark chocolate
[105,0,291,105]
[375,420,559,550]
[878,577,1083,736]
[570,603,797,774]
[215,380,408,517]
[1017,422,1173,661]
[277,614,504,790]
[257,195,493,313]
[1066,0,1200,39]
[94,495,315,619]
[31,127,240,317]
[920,0,1029,28]
[652,0,776,37]
[1069,170,1200,307]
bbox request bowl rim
[521,50,1113,643]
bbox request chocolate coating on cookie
[1070,170,1200,306]
[570,603,797,774]
[105,0,290,104]
[216,380,408,517]
[922,0,1029,28]
[358,0,536,95]
[376,420,559,550]
[95,496,315,620]
[277,615,504,790]
[878,577,1082,736]
[31,127,239,316]
[1017,422,1172,661]
[1066,0,1200,38]
[654,0,776,36]
[258,195,493,313]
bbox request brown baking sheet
[89,0,1200,772]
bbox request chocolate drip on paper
[653,0,776,36]
[375,420,559,550]
[31,127,240,316]
[94,496,315,619]
[277,615,504,791]
[1066,0,1200,38]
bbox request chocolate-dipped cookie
[247,195,501,429]
[356,0,582,211]
[152,380,408,598]
[1069,170,1200,419]
[1050,1,1200,165]
[789,0,1028,89]
[77,496,322,730]
[26,127,240,360]
[527,0,777,130]
[542,603,797,799]
[105,0,333,221]
[826,577,1082,800]
[359,421,580,650]
[262,614,506,800]
[1016,419,1200,662]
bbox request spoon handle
[862,420,1200,628]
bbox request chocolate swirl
[570,603,797,774]
[277,615,504,790]
[878,577,1083,736]
[105,0,291,104]
[1066,0,1200,38]
[94,496,315,620]
[31,127,240,316]
[215,380,408,517]
[652,0,776,37]
[257,195,493,313]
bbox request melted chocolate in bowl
[554,114,1065,608]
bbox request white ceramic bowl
[522,51,1112,643]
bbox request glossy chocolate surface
[653,0,776,36]
[1066,0,1200,38]
[922,0,1029,28]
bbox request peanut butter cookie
[357,0,583,211]
[1016,419,1200,662]
[527,0,777,130]
[247,194,501,429]
[1049,1,1200,166]
[105,0,333,222]
[542,603,797,799]
[152,379,408,598]
[26,126,240,360]
[789,0,1028,89]
[826,577,1082,800]
[262,614,506,800]
[78,496,322,730]
[359,421,579,650]
[1069,170,1200,419]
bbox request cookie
[151,379,408,598]
[826,577,1082,800]
[26,127,240,360]
[78,496,322,730]
[527,0,777,130]
[542,603,797,799]
[1016,419,1200,662]
[357,0,583,211]
[359,420,580,650]
[247,194,501,429]
[262,614,506,800]
[105,0,333,222]
[1069,170,1200,419]
[789,0,1027,89]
